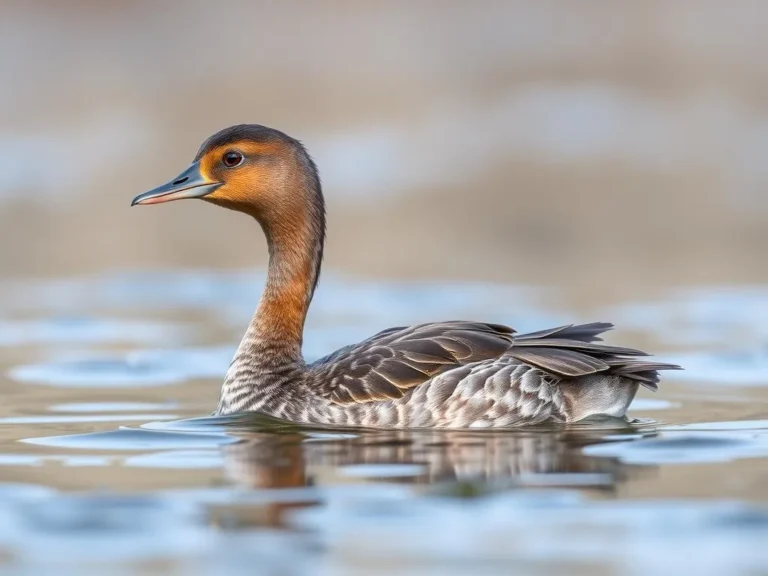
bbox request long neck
[217,150,325,416]
[230,163,325,371]
[249,202,324,362]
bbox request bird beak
[131,162,222,206]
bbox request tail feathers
[607,359,682,391]
[512,322,682,392]
[514,338,650,357]
[515,322,614,343]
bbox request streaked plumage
[133,124,681,429]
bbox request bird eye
[223,151,244,168]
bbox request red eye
[223,151,243,167]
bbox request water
[0,270,766,575]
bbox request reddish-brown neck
[253,214,321,356]
[240,169,325,364]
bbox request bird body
[132,124,680,428]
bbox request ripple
[293,488,768,575]
[338,464,427,478]
[123,450,224,469]
[0,317,185,346]
[0,486,307,568]
[0,455,113,467]
[49,401,178,413]
[0,414,177,424]
[129,346,234,379]
[0,483,55,500]
[8,346,234,388]
[11,493,203,556]
[583,428,768,464]
[8,357,187,388]
[57,456,114,467]
[142,412,329,435]
[21,427,237,451]
[0,454,43,466]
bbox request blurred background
[3,0,768,302]
[1,3,767,574]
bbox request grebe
[132,124,679,428]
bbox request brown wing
[311,322,681,406]
[310,321,516,405]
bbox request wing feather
[312,321,515,405]
[311,321,680,405]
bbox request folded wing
[311,321,680,406]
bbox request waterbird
[132,124,681,428]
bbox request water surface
[0,271,766,575]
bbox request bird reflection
[212,422,655,529]
[222,424,649,495]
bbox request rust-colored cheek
[196,140,292,208]
[210,173,267,210]
[197,150,269,209]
